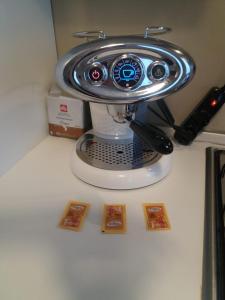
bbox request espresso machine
[56,27,195,189]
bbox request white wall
[0,0,57,176]
[51,0,225,133]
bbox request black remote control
[174,85,225,145]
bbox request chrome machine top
[56,27,195,104]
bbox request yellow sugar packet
[101,204,126,234]
[59,201,90,232]
[143,203,171,231]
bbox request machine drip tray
[76,133,161,171]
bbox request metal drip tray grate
[76,134,161,170]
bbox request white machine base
[71,146,172,189]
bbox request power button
[89,67,103,81]
[88,63,107,85]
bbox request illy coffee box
[47,85,91,139]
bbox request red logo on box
[60,104,68,112]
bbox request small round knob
[148,61,169,81]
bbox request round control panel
[59,36,195,103]
[111,55,143,90]
[87,63,107,85]
[148,61,169,81]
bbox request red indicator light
[210,99,217,107]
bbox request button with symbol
[148,61,169,81]
[87,63,107,85]
[89,67,102,81]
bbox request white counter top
[0,136,212,300]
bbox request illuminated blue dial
[112,56,143,89]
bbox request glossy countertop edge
[196,131,225,146]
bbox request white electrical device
[56,27,195,189]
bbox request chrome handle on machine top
[72,26,171,40]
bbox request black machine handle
[129,120,173,155]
